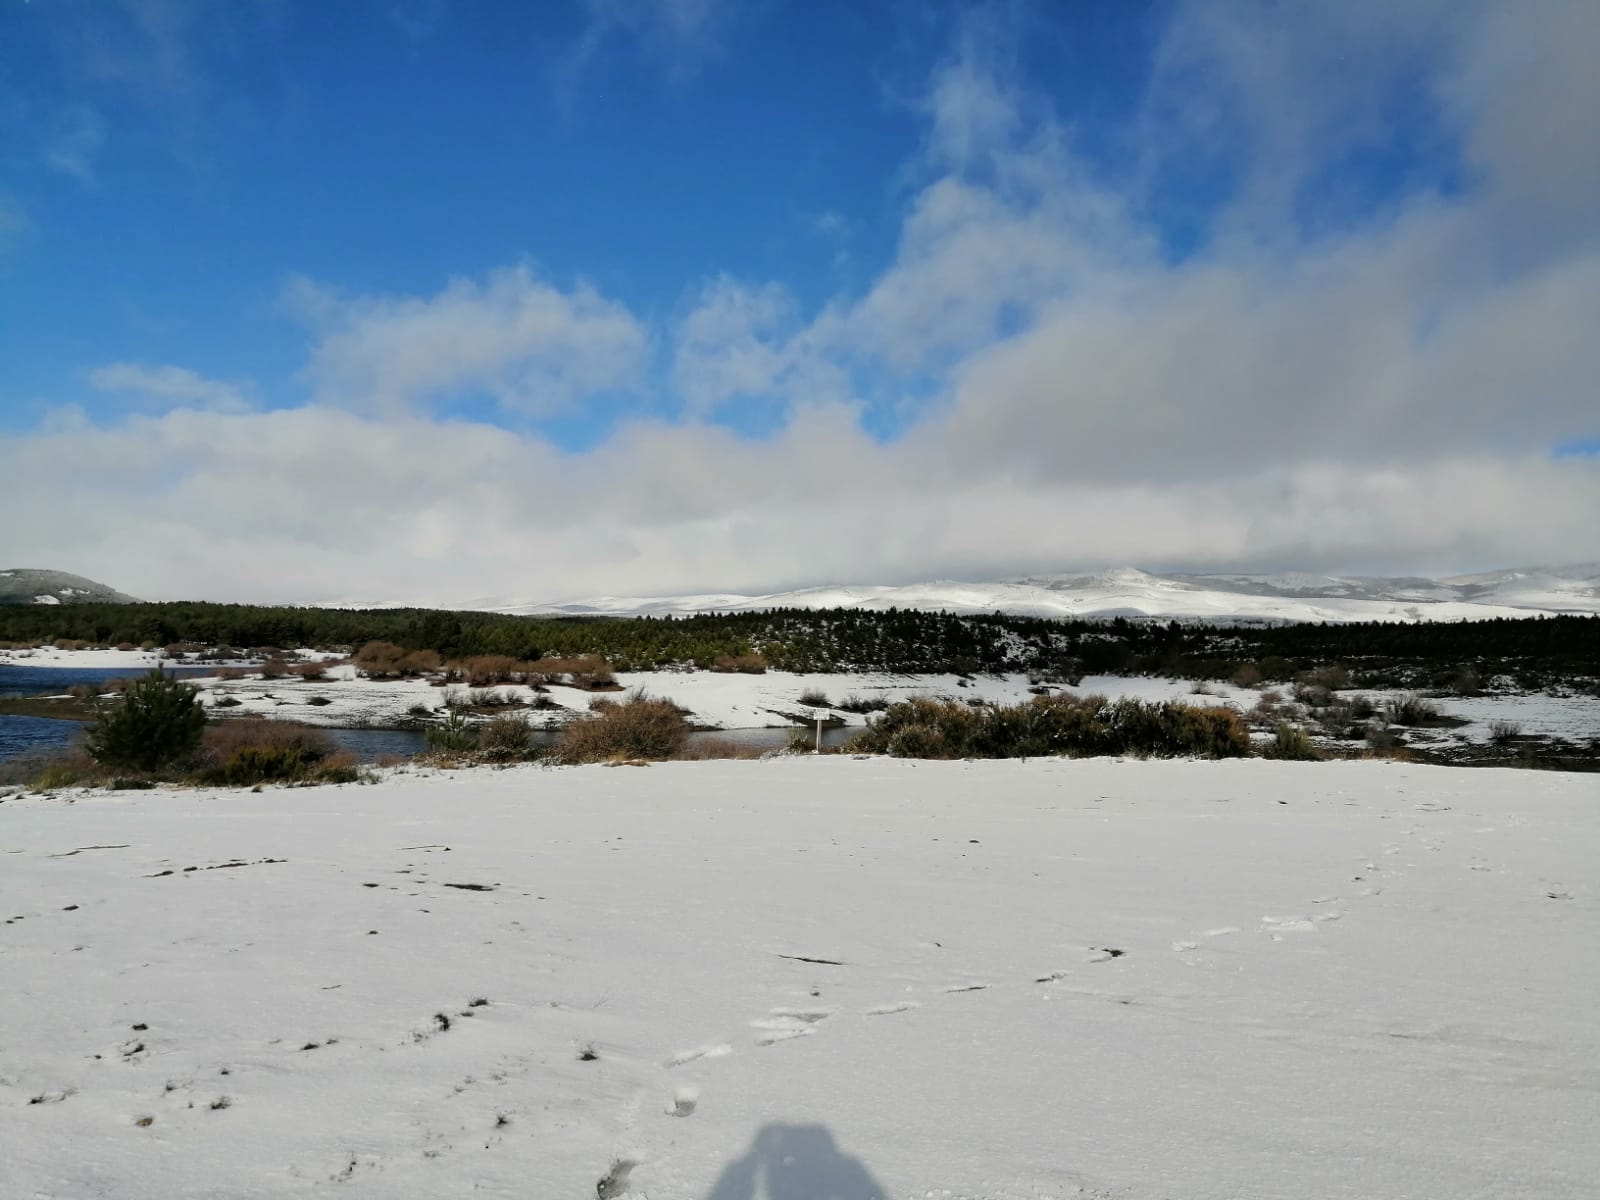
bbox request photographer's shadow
[706,1123,889,1200]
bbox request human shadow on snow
[705,1123,890,1200]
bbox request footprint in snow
[864,1001,921,1016]
[1260,915,1317,935]
[666,1086,698,1118]
[751,1008,833,1046]
[665,1043,731,1068]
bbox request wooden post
[815,713,824,753]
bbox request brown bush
[463,655,519,686]
[1231,663,1264,688]
[476,713,537,762]
[259,658,290,679]
[215,667,247,681]
[353,641,408,678]
[288,661,327,680]
[848,693,1252,761]
[53,638,88,651]
[556,695,688,763]
[197,718,334,767]
[712,653,768,675]
[569,655,616,689]
[398,649,443,676]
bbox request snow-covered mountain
[479,564,1600,624]
[0,568,141,606]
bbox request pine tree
[86,669,207,772]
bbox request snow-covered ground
[157,667,1263,734]
[0,647,178,670]
[2,758,1595,1199]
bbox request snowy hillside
[0,569,141,607]
[3,759,1594,1198]
[478,564,1600,623]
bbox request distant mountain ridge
[0,569,142,606]
[469,563,1600,624]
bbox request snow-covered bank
[170,667,1263,734]
[2,759,1595,1198]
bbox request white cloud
[289,265,648,417]
[672,277,794,414]
[89,362,251,413]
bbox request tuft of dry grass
[672,737,769,761]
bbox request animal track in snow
[665,1043,731,1068]
[865,1001,921,1016]
[1260,915,1317,935]
[943,982,990,994]
[751,1007,833,1045]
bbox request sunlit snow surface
[2,759,1595,1199]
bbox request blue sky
[1,1,1596,603]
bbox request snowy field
[2,758,1596,1199]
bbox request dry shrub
[1260,723,1322,761]
[115,642,135,652]
[567,655,616,690]
[199,717,333,761]
[1488,719,1523,745]
[462,655,519,686]
[289,661,327,680]
[353,641,403,676]
[1384,694,1441,726]
[1298,664,1351,691]
[259,658,290,679]
[476,713,536,762]
[215,667,247,681]
[836,693,890,714]
[527,655,616,689]
[712,653,768,675]
[53,638,88,651]
[849,694,1252,761]
[556,695,688,763]
[1231,663,1264,688]
[524,658,566,685]
[396,648,442,675]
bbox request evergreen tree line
[1,602,1595,689]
